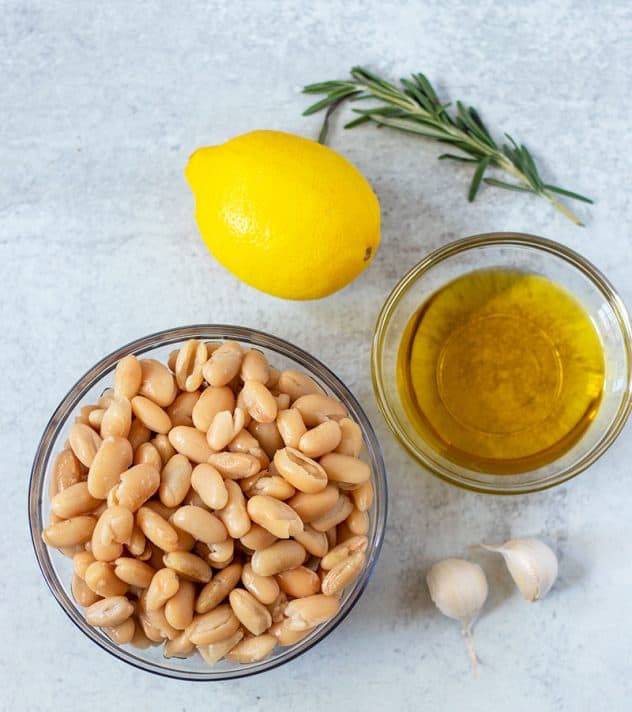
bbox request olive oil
[397,269,605,473]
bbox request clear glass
[372,233,632,494]
[29,325,387,680]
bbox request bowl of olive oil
[372,233,632,494]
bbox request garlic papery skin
[426,558,488,671]
[482,538,558,602]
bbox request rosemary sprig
[303,67,592,226]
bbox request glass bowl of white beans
[29,325,387,680]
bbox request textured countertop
[2,2,631,710]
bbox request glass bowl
[372,233,632,494]
[29,325,387,680]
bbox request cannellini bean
[191,386,235,432]
[87,436,133,499]
[216,481,251,539]
[130,623,155,649]
[273,447,328,494]
[113,355,142,400]
[68,423,102,467]
[270,619,315,646]
[72,573,100,606]
[138,359,178,407]
[145,568,180,611]
[248,421,284,458]
[128,419,151,450]
[42,515,96,548]
[84,561,128,597]
[240,349,270,384]
[139,597,179,640]
[168,426,214,464]
[163,551,212,583]
[287,484,340,523]
[151,434,176,465]
[51,482,101,519]
[229,589,272,635]
[171,521,196,552]
[208,451,261,479]
[165,580,196,630]
[298,420,342,459]
[175,340,208,392]
[197,630,243,664]
[276,370,325,401]
[321,551,367,595]
[105,617,136,645]
[292,394,347,427]
[73,550,96,579]
[346,507,370,535]
[115,464,161,512]
[85,595,134,627]
[207,408,245,451]
[335,417,363,457]
[267,367,280,388]
[143,499,177,521]
[202,342,243,388]
[98,389,115,409]
[186,604,240,645]
[274,393,291,410]
[227,428,259,454]
[136,506,179,553]
[320,536,369,570]
[133,442,163,470]
[167,391,200,428]
[241,562,280,605]
[284,594,340,630]
[225,633,277,663]
[126,525,146,557]
[91,506,134,561]
[49,449,83,498]
[266,591,289,623]
[350,479,373,512]
[195,562,242,614]
[245,474,295,501]
[240,524,277,551]
[114,557,155,588]
[319,453,371,486]
[159,454,193,508]
[240,380,278,423]
[277,566,321,598]
[163,630,196,658]
[292,525,329,558]
[251,540,306,577]
[190,463,228,510]
[310,495,353,532]
[196,538,235,566]
[131,396,172,434]
[246,495,303,539]
[170,506,227,545]
[100,395,132,439]
[276,408,307,449]
[88,408,105,429]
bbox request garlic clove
[482,538,558,602]
[426,558,488,623]
[426,558,488,673]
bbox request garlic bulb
[426,558,488,671]
[482,538,558,602]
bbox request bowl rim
[29,324,387,680]
[372,232,632,495]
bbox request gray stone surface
[2,1,631,710]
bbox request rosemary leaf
[468,156,491,202]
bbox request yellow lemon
[185,130,380,300]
